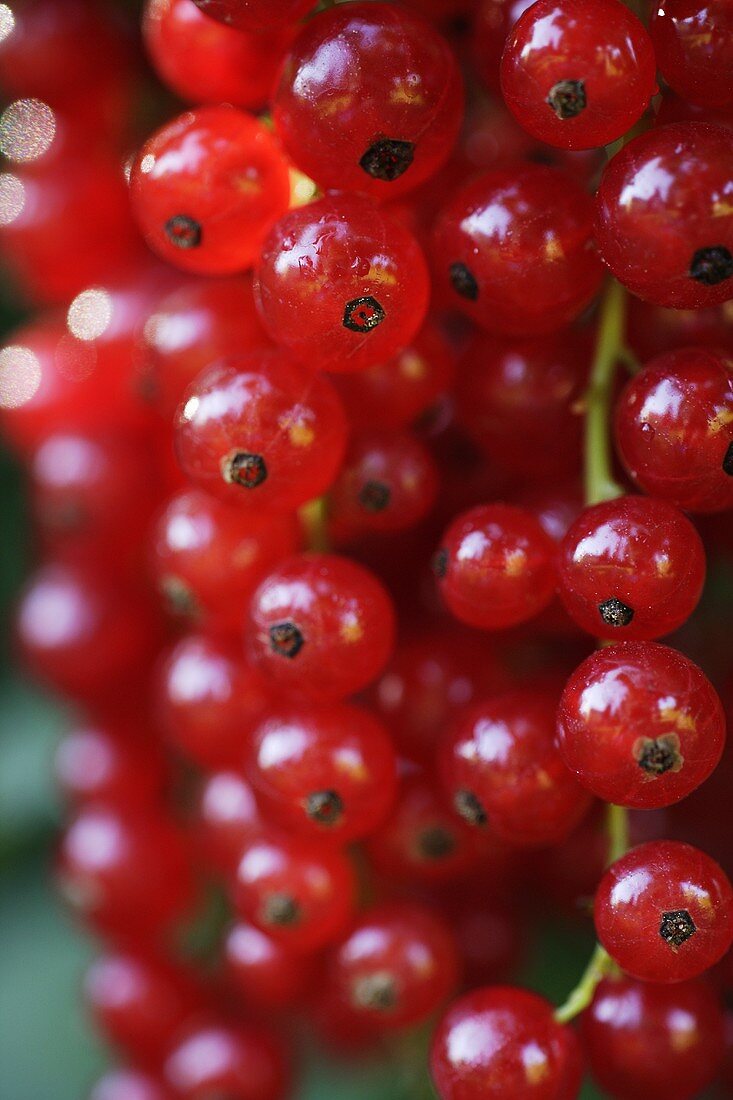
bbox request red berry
[650,1,733,110]
[433,165,603,335]
[273,3,463,199]
[439,691,592,846]
[174,351,347,511]
[615,348,733,513]
[594,840,733,983]
[254,192,430,373]
[557,642,725,810]
[164,1020,289,1100]
[557,496,706,640]
[224,921,317,1010]
[246,701,397,843]
[501,0,656,150]
[434,504,557,630]
[54,722,166,808]
[196,771,261,878]
[130,106,291,275]
[430,986,582,1099]
[471,0,535,94]
[248,553,396,702]
[326,902,460,1030]
[234,832,356,953]
[191,0,314,32]
[595,123,733,308]
[89,1070,171,1100]
[582,976,725,1100]
[143,0,293,111]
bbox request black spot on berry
[263,893,301,927]
[343,296,386,333]
[359,138,415,182]
[454,789,487,828]
[634,734,682,777]
[449,262,478,301]
[417,826,457,861]
[660,909,696,948]
[432,548,448,579]
[547,79,587,120]
[164,214,201,249]
[352,972,398,1012]
[598,597,634,628]
[690,246,733,286]
[159,575,200,619]
[358,480,391,513]
[723,441,733,476]
[269,621,304,659]
[221,451,267,489]
[305,789,343,826]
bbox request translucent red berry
[192,0,314,32]
[650,1,733,110]
[224,922,317,1010]
[196,771,261,877]
[89,1070,171,1100]
[164,1020,289,1100]
[54,723,166,808]
[594,840,733,983]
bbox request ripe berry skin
[594,124,733,308]
[435,504,557,631]
[557,642,725,810]
[615,348,733,513]
[143,0,293,111]
[255,194,429,376]
[192,0,314,32]
[327,902,460,1031]
[557,496,706,641]
[130,107,291,275]
[582,976,725,1100]
[234,832,356,953]
[430,986,582,1099]
[650,1,733,110]
[246,702,397,844]
[432,166,603,336]
[471,0,535,94]
[152,489,300,636]
[273,3,463,200]
[89,1070,171,1100]
[594,840,733,983]
[163,1020,289,1100]
[224,922,317,1010]
[439,691,592,846]
[248,554,396,702]
[501,0,656,151]
[196,771,261,877]
[174,352,347,511]
[54,723,166,809]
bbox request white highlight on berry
[0,5,15,43]
[0,99,56,162]
[0,172,25,224]
[0,345,41,408]
[67,288,113,341]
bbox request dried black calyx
[547,79,587,120]
[268,621,304,659]
[343,296,386,333]
[454,789,487,828]
[221,451,267,489]
[358,479,391,513]
[660,909,696,948]
[598,597,634,628]
[305,789,344,827]
[689,246,733,286]
[359,138,415,182]
[417,826,457,861]
[634,733,683,777]
[432,548,448,579]
[159,575,200,619]
[352,971,399,1012]
[164,214,202,250]
[263,893,301,927]
[723,441,733,476]
[449,261,478,301]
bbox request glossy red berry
[246,701,397,843]
[430,986,582,1099]
[434,504,557,630]
[594,840,733,983]
[234,832,356,953]
[557,642,725,809]
[54,723,166,808]
[152,489,300,635]
[471,0,535,94]
[439,691,592,846]
[582,976,725,1100]
[174,351,347,511]
[273,3,463,200]
[433,165,603,335]
[156,634,271,771]
[196,771,261,877]
[85,952,202,1067]
[89,1070,171,1100]
[615,348,733,513]
[595,123,733,308]
[192,0,314,31]
[143,0,293,110]
[329,431,439,538]
[248,553,396,702]
[130,106,291,275]
[650,1,733,110]
[501,0,656,150]
[254,192,430,373]
[224,921,317,1010]
[327,902,459,1030]
[557,496,706,641]
[164,1020,289,1100]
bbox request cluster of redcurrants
[1,0,733,1097]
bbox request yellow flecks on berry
[713,198,733,218]
[232,540,258,569]
[504,549,527,577]
[399,351,426,380]
[534,768,553,790]
[669,1016,698,1054]
[279,411,315,448]
[658,700,696,732]
[340,615,364,644]
[654,553,672,577]
[321,94,353,117]
[234,170,262,196]
[289,167,319,208]
[522,1043,550,1085]
[335,747,369,782]
[707,406,733,434]
[544,233,564,261]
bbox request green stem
[554,943,615,1024]
[606,802,630,866]
[583,278,626,506]
[299,496,330,552]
